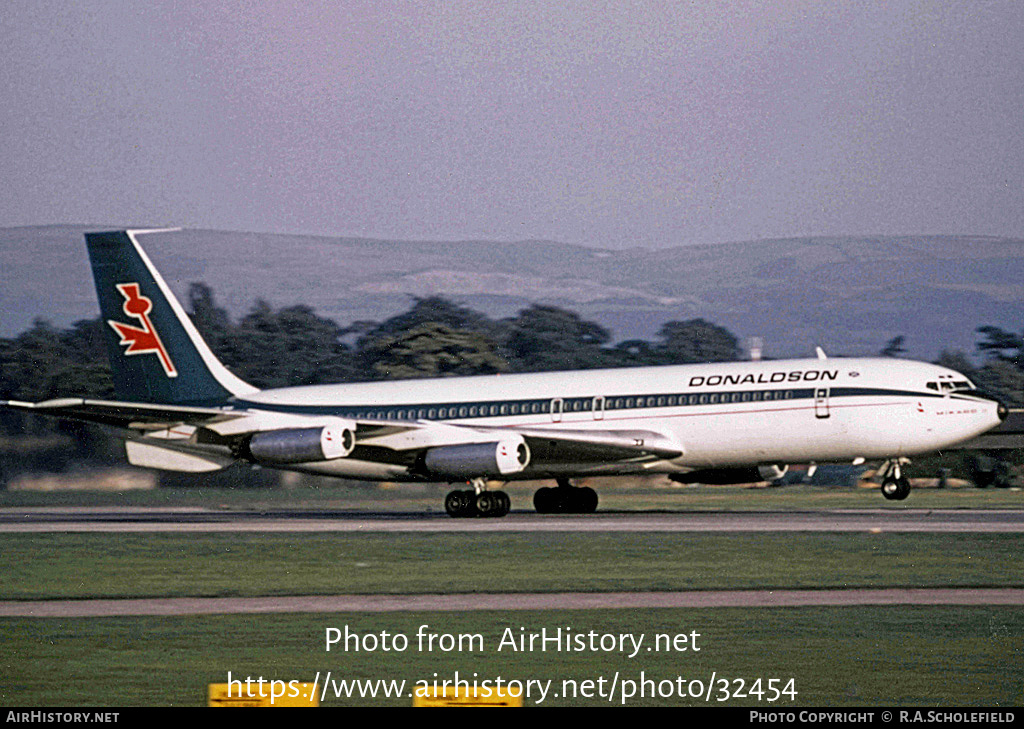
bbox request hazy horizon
[2,226,1021,362]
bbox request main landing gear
[534,478,598,514]
[879,459,911,501]
[444,478,511,518]
[442,478,601,517]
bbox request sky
[2,1,1023,249]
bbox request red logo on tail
[107,283,178,377]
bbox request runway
[2,588,1022,618]
[4,507,1022,619]
[2,507,1024,533]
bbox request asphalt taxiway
[2,507,1024,533]
[3,588,1022,618]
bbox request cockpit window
[930,377,974,394]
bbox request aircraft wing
[3,396,682,474]
[475,425,683,461]
[0,397,244,431]
[1,397,381,437]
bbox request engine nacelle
[423,437,531,479]
[247,425,355,464]
[670,464,789,485]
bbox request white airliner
[1,230,1007,517]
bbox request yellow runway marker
[208,682,319,707]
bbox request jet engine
[423,437,531,479]
[669,464,788,485]
[246,425,355,464]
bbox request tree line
[0,283,1021,479]
[3,283,1020,402]
[0,283,744,401]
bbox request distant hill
[1,225,1022,360]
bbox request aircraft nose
[972,390,1008,422]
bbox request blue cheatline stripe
[229,386,948,421]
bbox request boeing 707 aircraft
[0,230,1008,517]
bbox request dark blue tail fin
[86,229,257,405]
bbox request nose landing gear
[879,459,912,501]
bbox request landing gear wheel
[881,477,911,501]
[534,482,599,514]
[495,490,511,516]
[446,488,510,518]
[534,486,555,514]
[879,458,914,502]
[475,491,500,517]
[444,489,477,517]
[578,486,598,513]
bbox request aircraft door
[551,398,563,423]
[814,387,830,419]
[592,396,605,420]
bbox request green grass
[2,531,1022,601]
[2,607,1021,706]
[3,484,1021,707]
